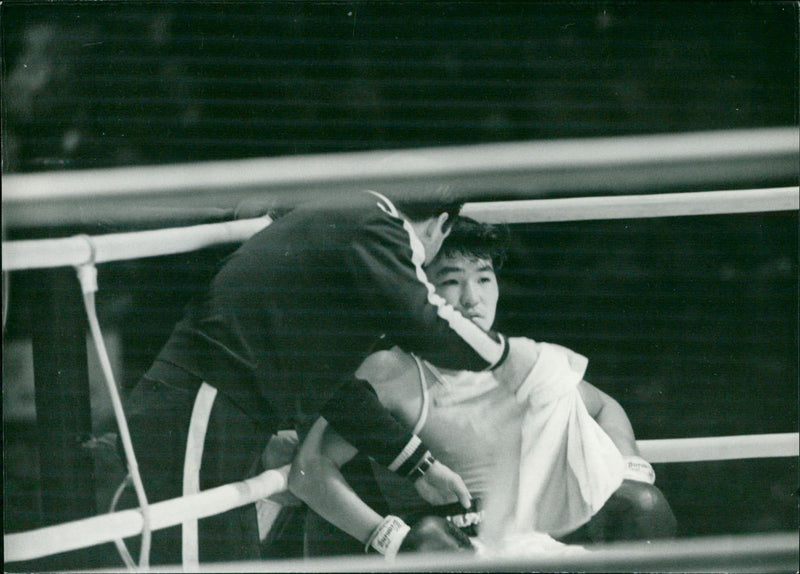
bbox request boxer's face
[427,253,498,331]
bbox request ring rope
[3,185,797,568]
[184,532,799,573]
[461,186,799,223]
[4,128,797,229]
[2,216,273,272]
[75,252,153,570]
[4,128,797,204]
[637,433,798,463]
[4,465,291,564]
[4,434,796,565]
[109,475,137,570]
[2,187,796,273]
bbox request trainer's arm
[321,376,472,508]
[353,205,507,371]
[579,380,639,457]
[321,378,424,475]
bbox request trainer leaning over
[122,188,534,565]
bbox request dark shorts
[121,362,272,565]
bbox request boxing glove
[401,515,474,553]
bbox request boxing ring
[3,128,799,572]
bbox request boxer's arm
[580,381,660,484]
[324,369,472,508]
[288,417,472,558]
[579,380,639,457]
[288,417,383,545]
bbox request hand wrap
[623,455,656,484]
[365,515,410,559]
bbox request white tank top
[410,355,526,498]
[371,344,623,537]
[369,351,523,515]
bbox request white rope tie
[109,475,136,570]
[75,235,153,571]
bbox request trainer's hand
[414,459,472,509]
[400,516,474,553]
[492,337,540,393]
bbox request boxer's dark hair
[435,216,510,270]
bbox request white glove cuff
[365,515,411,559]
[623,455,656,484]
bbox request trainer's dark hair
[377,184,463,228]
[436,216,510,269]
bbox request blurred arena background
[2,1,797,570]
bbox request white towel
[472,529,586,559]
[483,340,625,541]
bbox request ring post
[29,266,97,566]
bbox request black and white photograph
[2,1,798,571]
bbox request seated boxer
[288,217,677,559]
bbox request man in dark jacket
[124,189,525,564]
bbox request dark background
[2,0,798,568]
[2,2,797,171]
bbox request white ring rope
[2,216,273,272]
[2,187,796,272]
[109,475,137,571]
[4,128,797,202]
[4,434,796,565]
[2,179,797,568]
[638,433,800,463]
[76,258,153,571]
[461,186,799,223]
[144,532,800,573]
[3,127,797,228]
[4,465,291,564]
